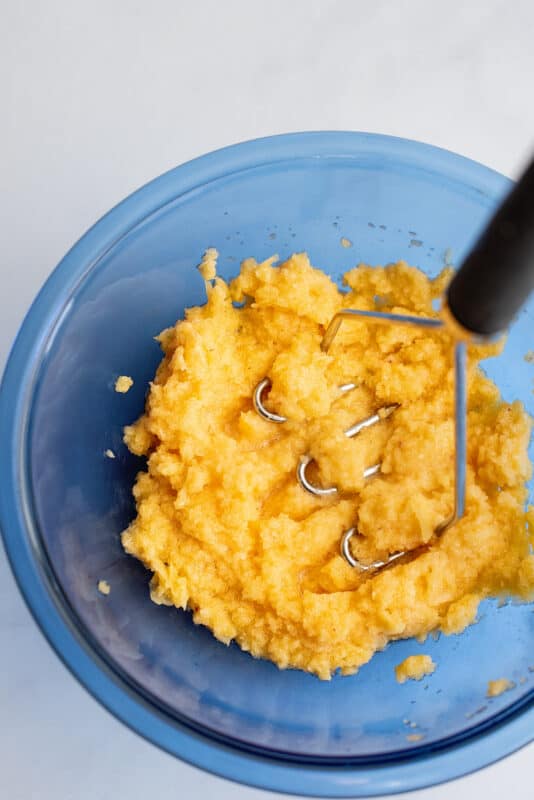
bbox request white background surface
[2,1,533,798]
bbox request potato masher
[254,158,534,573]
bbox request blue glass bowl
[0,133,533,797]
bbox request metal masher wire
[296,404,397,497]
[253,378,358,425]
[255,377,392,494]
[324,311,468,571]
[253,308,467,574]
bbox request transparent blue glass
[0,133,532,797]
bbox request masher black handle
[446,158,534,336]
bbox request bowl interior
[27,141,534,761]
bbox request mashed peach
[115,375,133,393]
[487,678,515,697]
[395,654,436,683]
[122,252,534,679]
